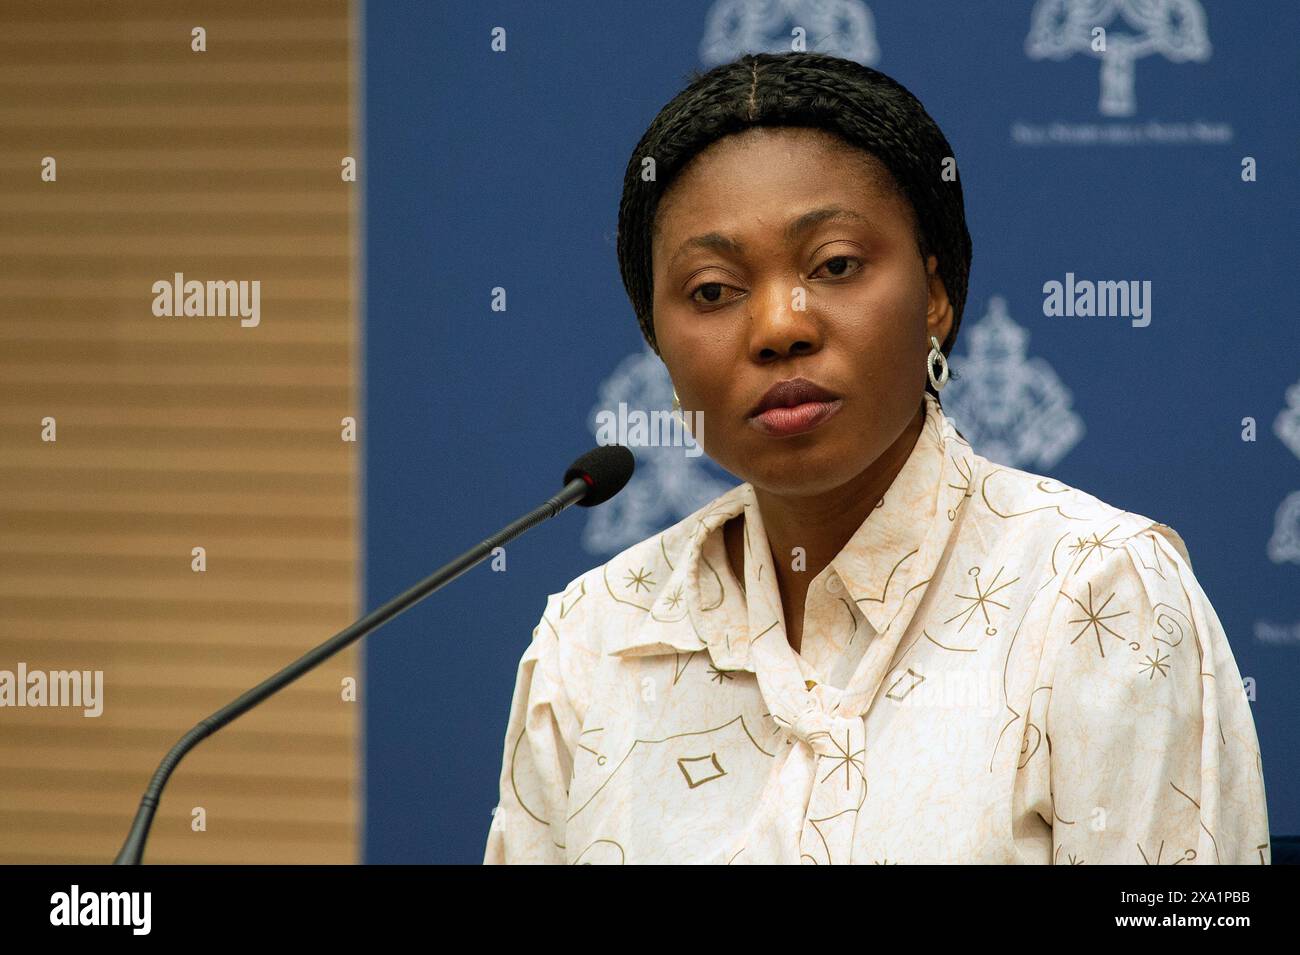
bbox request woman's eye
[689,282,741,306]
[688,258,858,305]
[812,255,862,279]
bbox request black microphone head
[564,445,635,507]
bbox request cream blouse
[484,392,1270,864]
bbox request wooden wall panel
[0,1,360,863]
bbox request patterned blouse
[484,392,1270,864]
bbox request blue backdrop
[363,0,1299,862]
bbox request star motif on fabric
[1065,582,1130,658]
[707,664,733,684]
[944,566,1020,631]
[817,731,866,790]
[665,585,684,610]
[1139,648,1170,680]
[1067,525,1124,568]
[624,566,655,593]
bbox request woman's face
[651,126,954,497]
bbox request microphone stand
[113,475,592,864]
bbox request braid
[616,52,972,399]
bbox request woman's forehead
[669,126,885,191]
[651,134,907,250]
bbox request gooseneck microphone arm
[113,445,634,864]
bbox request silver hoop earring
[927,335,949,391]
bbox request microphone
[112,444,635,864]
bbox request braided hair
[616,51,971,399]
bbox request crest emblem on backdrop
[582,348,737,556]
[1025,0,1212,116]
[1269,493,1300,566]
[699,0,880,66]
[1268,383,1300,565]
[941,296,1084,471]
[1274,381,1300,462]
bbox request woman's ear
[924,254,955,349]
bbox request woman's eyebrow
[782,205,866,240]
[668,231,742,270]
[669,206,867,269]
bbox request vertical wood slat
[0,1,360,863]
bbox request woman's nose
[747,280,823,362]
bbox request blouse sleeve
[1040,524,1270,865]
[483,594,582,865]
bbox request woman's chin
[733,452,865,499]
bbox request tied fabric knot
[790,683,864,765]
[791,708,867,785]
[790,701,854,758]
[727,687,869,865]
[795,706,868,865]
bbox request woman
[484,52,1269,864]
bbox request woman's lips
[749,398,843,437]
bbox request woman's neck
[725,399,927,654]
